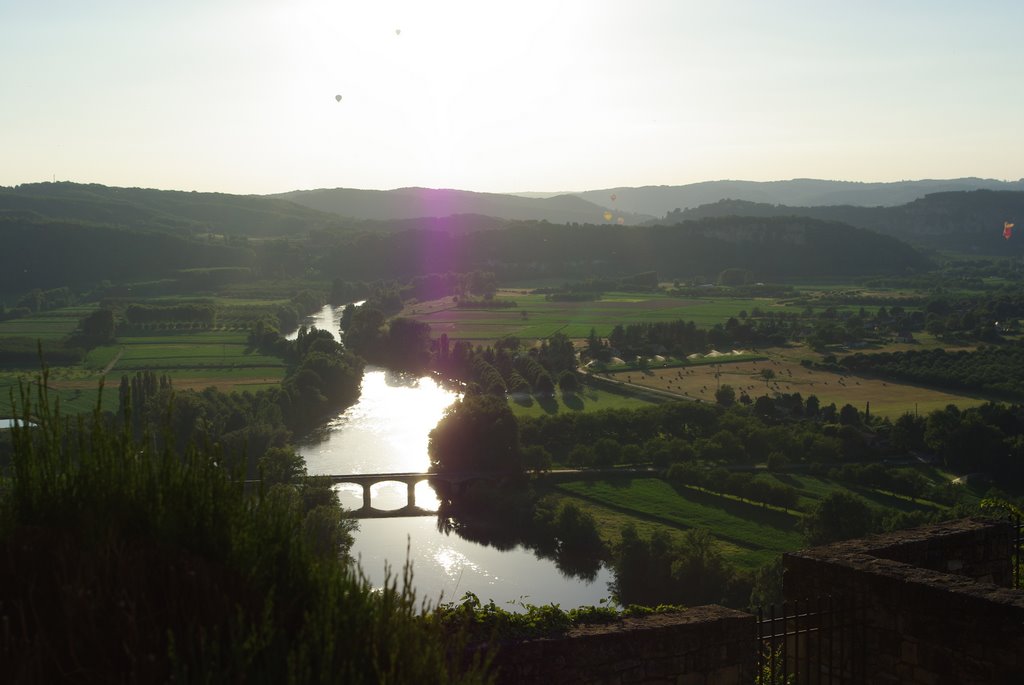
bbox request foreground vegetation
[0,380,491,683]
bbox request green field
[0,305,97,340]
[0,321,288,415]
[87,333,283,372]
[551,470,958,571]
[554,478,804,569]
[404,291,792,342]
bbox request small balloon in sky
[335,94,343,102]
[395,29,401,36]
[603,211,613,222]
[610,193,617,202]
[616,217,625,225]
[1005,221,1015,240]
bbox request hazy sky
[3,1,1022,194]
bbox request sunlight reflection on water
[289,305,613,609]
[297,368,460,501]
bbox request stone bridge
[323,468,661,517]
[244,468,662,518]
[323,471,509,517]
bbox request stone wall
[489,605,755,684]
[783,518,1024,683]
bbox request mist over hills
[661,190,1024,254]
[270,186,653,225]
[567,178,1024,217]
[270,178,1024,226]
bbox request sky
[2,0,1023,195]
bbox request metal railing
[756,596,865,684]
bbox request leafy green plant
[433,592,685,643]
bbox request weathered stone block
[706,665,739,685]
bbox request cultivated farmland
[402,291,789,342]
[601,355,986,418]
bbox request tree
[521,444,552,473]
[759,368,775,388]
[839,403,860,426]
[79,308,116,345]
[343,306,385,353]
[385,317,432,370]
[749,558,783,609]
[753,395,775,419]
[803,491,875,545]
[592,438,622,468]
[259,447,307,486]
[715,384,736,406]
[338,303,355,332]
[891,412,926,452]
[671,528,735,605]
[428,395,520,473]
[533,372,555,396]
[804,394,820,418]
[558,370,580,394]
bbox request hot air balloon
[616,217,625,225]
[603,211,613,222]
[610,193,617,202]
[1004,221,1015,240]
[335,94,343,102]
[395,29,401,36]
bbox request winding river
[288,305,614,609]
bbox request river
[288,305,614,609]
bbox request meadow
[0,305,97,340]
[550,469,962,571]
[403,290,789,342]
[81,330,285,391]
[0,310,287,417]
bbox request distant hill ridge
[568,178,1024,216]
[270,186,652,225]
[659,190,1024,253]
[8,178,1022,233]
[0,182,341,236]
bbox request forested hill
[0,215,261,292]
[271,186,653,225]
[321,216,929,282]
[660,190,1024,254]
[0,185,926,291]
[0,182,344,237]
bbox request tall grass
[0,371,492,683]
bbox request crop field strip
[553,470,956,570]
[90,334,285,373]
[554,478,805,569]
[507,386,658,417]
[410,291,797,341]
[0,313,91,340]
[610,356,987,419]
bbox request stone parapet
[490,605,755,684]
[783,517,1024,683]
